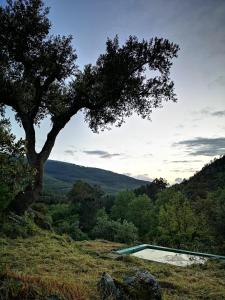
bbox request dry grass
[1,232,225,299]
[0,269,87,300]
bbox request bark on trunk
[8,159,44,215]
[8,115,71,215]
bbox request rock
[97,270,162,300]
[123,270,162,300]
[97,272,121,300]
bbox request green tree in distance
[202,188,225,241]
[134,177,168,201]
[111,190,135,220]
[68,181,104,232]
[158,191,202,248]
[0,0,179,213]
[127,194,155,238]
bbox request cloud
[83,150,122,159]
[164,159,202,164]
[123,172,132,177]
[142,153,153,158]
[174,137,225,156]
[196,107,225,118]
[176,124,184,129]
[134,174,153,182]
[211,110,225,117]
[172,168,197,173]
[64,150,76,156]
[171,160,202,163]
[123,172,153,181]
[174,177,184,184]
[208,75,225,89]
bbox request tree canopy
[0,0,179,212]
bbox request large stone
[97,270,162,300]
[97,272,121,300]
[123,270,162,300]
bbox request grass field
[1,231,225,299]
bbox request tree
[68,181,104,232]
[0,0,179,213]
[111,190,135,220]
[157,191,202,248]
[202,188,225,241]
[134,177,168,201]
[0,118,34,211]
[127,194,155,238]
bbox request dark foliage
[68,181,104,232]
[177,155,225,199]
[134,178,168,201]
[0,0,179,212]
[0,118,34,211]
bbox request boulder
[97,272,121,300]
[97,270,162,300]
[123,270,162,300]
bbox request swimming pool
[116,244,225,267]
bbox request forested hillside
[176,155,225,199]
[44,160,149,194]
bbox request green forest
[1,119,225,254]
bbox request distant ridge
[44,160,149,194]
[177,155,225,199]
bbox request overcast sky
[4,0,225,183]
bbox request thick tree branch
[39,122,63,162]
[20,115,37,163]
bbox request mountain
[44,160,149,194]
[177,155,225,199]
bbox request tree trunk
[8,159,44,215]
[8,117,69,215]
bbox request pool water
[132,248,207,267]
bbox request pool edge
[115,244,225,260]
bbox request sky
[3,0,225,183]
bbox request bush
[0,183,13,211]
[0,119,35,212]
[114,220,138,243]
[48,203,87,240]
[91,210,137,243]
[55,220,88,241]
[0,213,39,238]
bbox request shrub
[91,210,137,243]
[0,213,39,238]
[49,203,87,240]
[55,220,88,241]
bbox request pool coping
[115,244,225,260]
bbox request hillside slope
[44,160,149,194]
[1,232,225,300]
[177,155,225,199]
